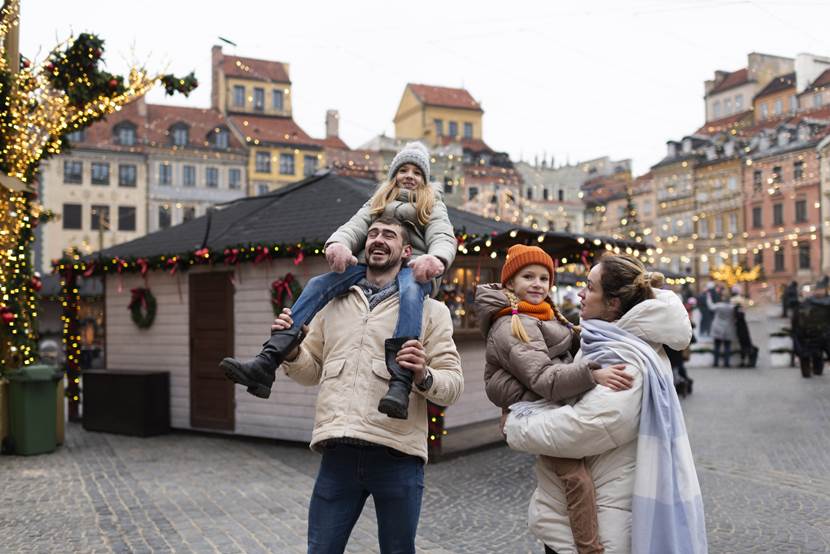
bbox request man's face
[365,222,411,272]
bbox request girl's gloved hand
[408,254,445,283]
[325,242,357,273]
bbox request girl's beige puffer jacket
[474,284,597,408]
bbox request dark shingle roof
[96,172,515,260]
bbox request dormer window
[114,122,136,146]
[798,124,811,142]
[759,134,770,151]
[667,143,677,158]
[171,123,189,147]
[212,127,229,149]
[777,130,790,147]
[724,142,735,157]
[682,138,692,154]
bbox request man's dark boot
[378,336,417,419]
[219,327,305,399]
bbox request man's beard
[367,255,403,272]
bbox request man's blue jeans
[307,443,424,554]
[289,265,432,339]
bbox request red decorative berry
[46,63,55,72]
[21,59,30,68]
[109,78,118,88]
[1,311,14,324]
[94,48,102,58]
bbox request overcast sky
[20,0,830,174]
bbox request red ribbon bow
[271,273,295,307]
[166,257,179,275]
[224,248,239,265]
[128,287,147,311]
[253,246,270,264]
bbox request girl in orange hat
[475,244,631,554]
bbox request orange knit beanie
[500,244,555,284]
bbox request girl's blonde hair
[369,176,435,227]
[504,289,581,344]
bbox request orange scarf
[494,300,554,322]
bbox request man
[791,278,829,378]
[274,215,464,553]
[782,280,798,318]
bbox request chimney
[326,109,340,138]
[136,95,147,117]
[211,45,223,111]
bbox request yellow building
[211,46,323,194]
[394,83,483,146]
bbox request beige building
[394,83,483,146]
[37,101,149,272]
[704,53,794,123]
[820,135,830,276]
[514,161,585,233]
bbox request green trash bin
[6,365,63,455]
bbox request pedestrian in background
[731,288,758,368]
[709,288,736,367]
[696,283,715,338]
[782,280,799,319]
[560,291,581,326]
[791,278,830,378]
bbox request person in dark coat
[782,281,798,318]
[732,295,757,368]
[791,281,830,378]
[697,283,715,337]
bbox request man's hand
[325,242,357,273]
[396,339,428,385]
[270,308,308,361]
[408,255,444,283]
[593,364,633,391]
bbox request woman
[708,288,736,367]
[503,254,707,554]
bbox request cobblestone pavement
[2,306,829,553]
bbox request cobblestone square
[2,306,829,553]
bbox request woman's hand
[408,254,445,283]
[325,242,357,273]
[593,364,633,391]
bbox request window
[714,216,724,237]
[303,155,318,177]
[63,161,82,184]
[724,97,732,115]
[158,163,172,185]
[213,129,229,149]
[257,183,269,196]
[448,121,458,137]
[713,100,721,119]
[735,95,743,111]
[182,206,196,222]
[698,218,709,237]
[118,164,136,187]
[114,122,136,146]
[233,85,245,107]
[434,119,444,136]
[255,152,271,173]
[66,129,85,143]
[754,250,763,268]
[794,160,804,180]
[443,176,454,195]
[774,249,785,272]
[789,95,797,113]
[229,168,241,190]
[206,167,219,188]
[727,176,738,191]
[753,170,762,192]
[542,188,549,201]
[752,206,762,228]
[91,162,110,185]
[558,189,564,202]
[795,199,807,223]
[468,186,479,201]
[117,206,136,231]
[728,213,737,234]
[62,203,82,229]
[463,122,473,139]
[183,165,196,187]
[158,205,171,229]
[525,188,533,200]
[760,104,768,120]
[798,243,811,270]
[171,124,189,147]
[814,93,823,108]
[253,87,264,112]
[279,153,295,175]
[773,203,784,226]
[774,99,783,115]
[771,166,782,184]
[90,205,110,231]
[272,89,284,111]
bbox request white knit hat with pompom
[387,141,430,184]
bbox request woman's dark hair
[598,254,665,318]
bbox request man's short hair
[370,215,410,246]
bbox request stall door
[189,272,234,430]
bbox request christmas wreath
[271,273,303,316]
[128,287,156,329]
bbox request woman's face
[578,264,619,321]
[395,163,425,190]
[506,264,550,305]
